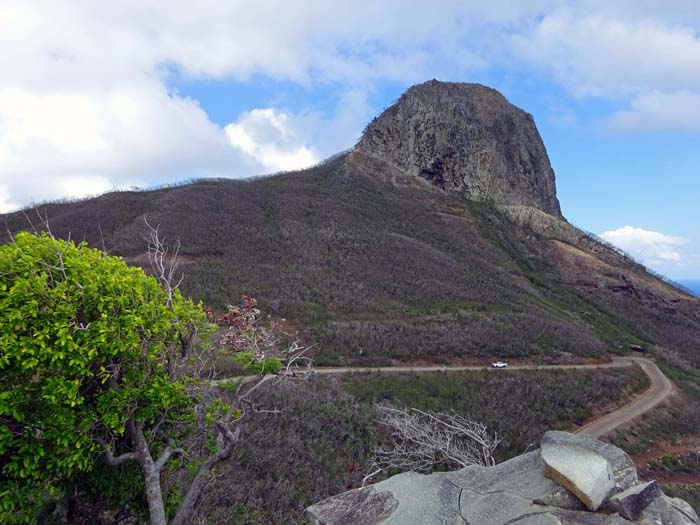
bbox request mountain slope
[3,81,699,366]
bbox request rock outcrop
[354,80,563,218]
[540,431,619,511]
[306,431,699,525]
[609,480,662,520]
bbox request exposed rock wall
[306,431,699,525]
[355,80,563,218]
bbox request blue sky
[1,1,699,279]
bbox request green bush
[0,232,208,523]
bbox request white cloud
[0,82,243,210]
[0,1,511,92]
[600,225,686,266]
[3,1,700,209]
[607,90,700,131]
[223,92,376,174]
[0,186,18,214]
[513,13,700,98]
[59,176,113,201]
[0,0,508,209]
[510,6,700,131]
[225,109,318,173]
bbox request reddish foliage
[219,296,278,361]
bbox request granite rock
[306,432,697,525]
[355,80,563,218]
[641,493,700,525]
[540,432,638,494]
[608,480,661,520]
[540,432,616,510]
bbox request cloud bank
[2,1,700,210]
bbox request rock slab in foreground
[540,431,616,510]
[306,431,699,525]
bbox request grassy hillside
[3,154,699,366]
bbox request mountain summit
[355,80,563,217]
[2,81,699,368]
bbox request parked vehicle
[491,361,508,368]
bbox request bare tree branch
[238,373,276,401]
[171,337,316,524]
[364,405,500,485]
[171,423,242,525]
[96,223,109,253]
[282,342,315,379]
[144,217,184,308]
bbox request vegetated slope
[55,366,647,524]
[180,367,649,524]
[3,81,699,366]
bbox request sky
[1,1,699,280]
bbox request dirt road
[313,358,631,375]
[313,356,674,438]
[573,357,674,439]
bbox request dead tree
[144,218,183,307]
[364,406,500,485]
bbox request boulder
[641,493,700,525]
[608,480,661,520]
[307,448,653,524]
[540,432,616,510]
[306,470,462,525]
[305,432,698,525]
[304,485,399,525]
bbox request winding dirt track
[313,356,673,438]
[573,357,674,439]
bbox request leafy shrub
[0,232,208,523]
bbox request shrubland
[0,229,660,524]
[2,159,699,522]
[187,366,646,524]
[4,159,698,368]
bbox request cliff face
[355,80,563,218]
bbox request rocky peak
[355,80,563,218]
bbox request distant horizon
[678,279,700,296]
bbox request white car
[491,361,508,368]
